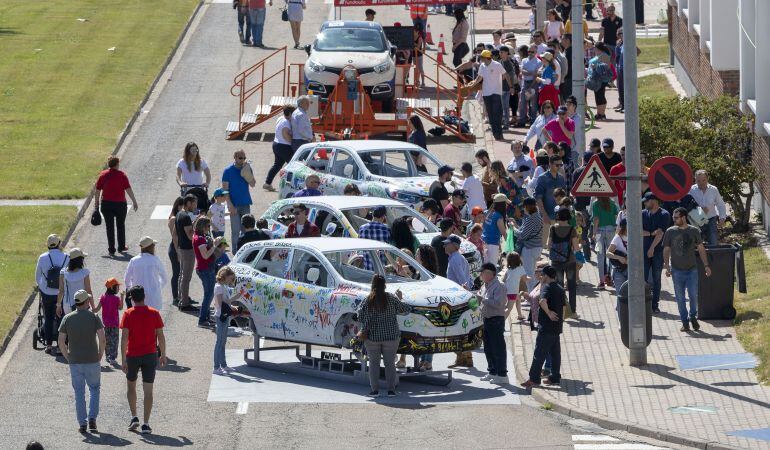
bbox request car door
[304,146,336,194]
[327,148,364,195]
[283,249,339,345]
[239,246,293,341]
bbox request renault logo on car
[439,302,452,322]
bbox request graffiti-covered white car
[231,238,483,355]
[259,196,482,276]
[278,140,451,207]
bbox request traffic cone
[437,51,444,66]
[426,23,435,45]
[438,34,447,55]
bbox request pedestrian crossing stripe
[150,205,230,220]
[571,154,618,197]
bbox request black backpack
[44,254,67,290]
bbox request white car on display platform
[278,140,453,207]
[259,196,483,276]
[230,238,483,355]
[304,21,397,101]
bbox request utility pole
[571,1,585,157]
[622,0,647,366]
[536,0,546,34]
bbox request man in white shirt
[477,50,506,141]
[688,169,726,246]
[460,162,485,211]
[290,96,314,151]
[35,234,68,353]
[507,140,534,187]
[124,236,169,311]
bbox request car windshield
[315,28,387,52]
[324,249,432,284]
[359,149,443,178]
[339,206,438,234]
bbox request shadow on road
[138,434,194,447]
[81,432,132,447]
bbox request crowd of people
[233,0,306,49]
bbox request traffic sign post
[571,155,618,197]
[648,156,693,202]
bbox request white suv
[304,21,396,101]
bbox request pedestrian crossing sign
[571,155,617,197]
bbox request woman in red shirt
[192,217,224,327]
[94,156,138,256]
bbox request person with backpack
[35,234,68,354]
[585,43,613,120]
[547,208,579,318]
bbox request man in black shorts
[120,285,166,434]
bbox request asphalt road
[0,2,682,449]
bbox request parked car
[304,21,396,101]
[259,196,482,276]
[230,238,483,355]
[278,140,455,207]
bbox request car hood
[312,50,390,69]
[415,233,479,256]
[368,176,436,196]
[386,277,476,308]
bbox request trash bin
[617,281,653,349]
[696,243,746,320]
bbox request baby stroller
[181,185,210,215]
[32,292,57,350]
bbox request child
[502,252,527,321]
[467,223,485,255]
[208,188,231,269]
[93,277,123,365]
[470,206,485,228]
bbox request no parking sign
[648,157,693,202]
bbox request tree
[639,95,756,232]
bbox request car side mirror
[307,267,320,284]
[304,44,312,56]
[325,222,337,236]
[343,164,354,177]
[390,45,397,57]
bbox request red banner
[334,0,470,6]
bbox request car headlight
[373,61,391,74]
[308,59,325,73]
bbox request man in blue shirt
[444,234,472,289]
[535,155,567,225]
[292,174,322,198]
[358,206,391,270]
[222,149,256,253]
[642,192,671,313]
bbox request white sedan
[230,238,483,355]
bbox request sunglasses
[236,156,246,160]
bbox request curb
[0,0,206,360]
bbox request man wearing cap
[431,218,456,277]
[222,149,256,254]
[542,105,575,146]
[478,262,509,383]
[522,265,565,388]
[364,8,375,21]
[460,162,485,211]
[598,138,621,173]
[642,192,672,313]
[35,234,68,354]
[515,197,544,290]
[124,237,169,311]
[58,290,105,433]
[476,48,506,140]
[430,166,454,209]
[444,189,467,232]
[535,155,568,225]
[286,204,320,238]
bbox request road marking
[236,401,249,414]
[574,445,667,450]
[689,360,757,371]
[572,435,620,442]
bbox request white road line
[574,444,667,450]
[572,435,621,442]
[236,401,249,414]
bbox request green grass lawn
[638,74,678,100]
[735,246,770,384]
[637,36,670,71]
[0,0,199,199]
[0,206,77,341]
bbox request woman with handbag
[94,156,139,256]
[284,0,306,49]
[212,266,245,375]
[356,275,412,398]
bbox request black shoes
[690,318,700,331]
[680,323,690,332]
[141,424,152,434]
[387,390,397,397]
[367,390,379,397]
[128,416,140,431]
[79,424,87,433]
[88,419,98,433]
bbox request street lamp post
[571,1,585,158]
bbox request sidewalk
[478,85,770,449]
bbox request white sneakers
[481,374,510,384]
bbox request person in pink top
[542,105,575,146]
[93,277,124,365]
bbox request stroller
[181,185,210,214]
[32,292,57,350]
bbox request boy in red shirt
[120,285,166,435]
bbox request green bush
[639,95,756,231]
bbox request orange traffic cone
[438,34,447,55]
[437,51,444,66]
[426,23,435,45]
